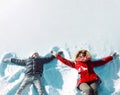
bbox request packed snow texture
[0,45,120,95]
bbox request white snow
[0,45,120,95]
[0,0,120,95]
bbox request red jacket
[56,55,113,87]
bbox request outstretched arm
[11,58,26,66]
[51,51,75,68]
[56,54,75,68]
[41,55,55,63]
[3,58,26,66]
[92,52,119,67]
[92,56,113,67]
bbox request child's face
[76,53,91,62]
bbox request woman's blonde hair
[74,49,91,61]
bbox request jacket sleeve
[92,56,113,67]
[41,55,55,64]
[11,58,26,66]
[56,54,75,68]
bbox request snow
[0,0,120,95]
[0,45,120,95]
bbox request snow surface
[0,1,120,95]
[0,45,120,95]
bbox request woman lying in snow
[51,49,118,95]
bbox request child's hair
[74,49,91,61]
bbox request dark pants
[15,74,44,95]
[78,81,99,95]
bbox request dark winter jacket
[56,54,113,87]
[11,55,55,76]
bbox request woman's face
[76,52,91,62]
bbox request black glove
[51,50,57,57]
[51,51,63,57]
[58,51,63,55]
[111,52,119,59]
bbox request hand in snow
[2,58,11,63]
[51,50,63,57]
[58,51,63,55]
[51,50,58,57]
[112,52,119,59]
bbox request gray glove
[3,58,11,63]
